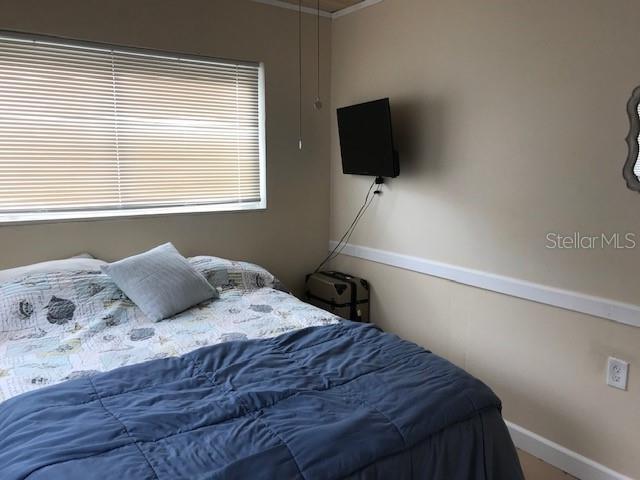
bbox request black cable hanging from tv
[314,179,382,273]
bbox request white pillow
[0,254,106,283]
[101,243,217,321]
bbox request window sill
[0,201,267,226]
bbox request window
[624,85,640,192]
[0,32,265,222]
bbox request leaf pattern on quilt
[129,328,155,341]
[46,296,76,325]
[249,304,273,313]
[0,256,339,401]
[17,300,34,319]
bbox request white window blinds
[0,33,265,222]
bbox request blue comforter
[0,322,523,479]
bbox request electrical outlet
[606,357,629,391]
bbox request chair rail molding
[328,241,640,328]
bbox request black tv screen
[337,98,399,178]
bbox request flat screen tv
[337,98,399,178]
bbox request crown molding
[251,0,333,18]
[331,0,383,18]
[250,0,383,19]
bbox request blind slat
[0,34,263,217]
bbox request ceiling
[278,0,365,14]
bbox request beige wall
[0,0,332,294]
[2,0,639,475]
[330,0,640,477]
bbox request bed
[0,256,523,479]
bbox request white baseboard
[328,241,640,328]
[506,421,633,480]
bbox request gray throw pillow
[101,243,217,321]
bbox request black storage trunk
[305,271,370,323]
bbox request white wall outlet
[606,357,629,391]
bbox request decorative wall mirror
[624,85,640,192]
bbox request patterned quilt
[0,256,340,402]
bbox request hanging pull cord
[298,0,303,150]
[314,0,322,110]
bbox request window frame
[0,31,267,224]
[624,85,640,193]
